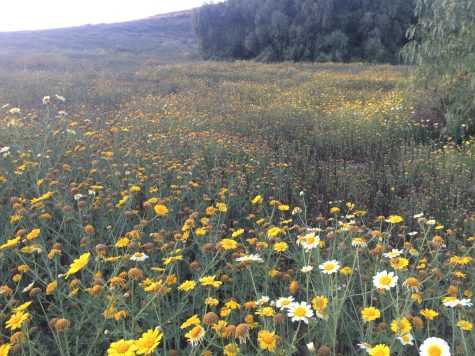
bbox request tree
[403,0,475,139]
[193,0,416,64]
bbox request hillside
[0,10,198,69]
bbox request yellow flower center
[293,306,307,317]
[379,275,392,286]
[428,345,442,356]
[116,343,131,353]
[262,333,273,344]
[142,336,154,347]
[189,326,202,338]
[323,264,335,271]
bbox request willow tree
[404,0,475,139]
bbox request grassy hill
[0,10,198,70]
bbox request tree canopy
[403,0,475,139]
[193,0,416,63]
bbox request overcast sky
[0,1,223,32]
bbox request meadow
[0,45,474,355]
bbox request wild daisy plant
[0,62,474,355]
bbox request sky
[0,0,222,32]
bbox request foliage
[403,0,475,140]
[193,0,416,63]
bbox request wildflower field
[0,60,474,355]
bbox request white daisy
[275,296,294,310]
[442,297,472,308]
[357,342,373,353]
[287,301,314,324]
[235,253,263,263]
[459,298,473,307]
[297,232,320,250]
[257,296,270,305]
[130,252,149,262]
[319,260,340,274]
[300,265,313,273]
[373,270,398,290]
[383,249,403,258]
[397,333,414,346]
[419,337,451,356]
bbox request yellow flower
[162,255,183,265]
[220,239,238,250]
[278,205,290,211]
[457,320,473,331]
[312,295,328,319]
[135,328,163,355]
[330,207,340,214]
[6,311,29,330]
[13,301,32,313]
[17,264,29,273]
[251,195,263,204]
[340,267,353,275]
[267,227,284,238]
[107,339,138,356]
[232,228,244,238]
[30,191,54,205]
[199,276,222,288]
[386,215,403,224]
[178,280,196,292]
[63,252,90,279]
[26,228,40,240]
[449,256,472,265]
[185,325,205,347]
[225,299,241,310]
[257,329,278,352]
[273,242,288,252]
[223,343,240,356]
[411,293,423,304]
[255,307,275,317]
[46,281,58,295]
[369,344,390,356]
[115,237,130,248]
[180,315,200,329]
[361,307,381,322]
[0,344,12,356]
[116,196,129,208]
[195,227,207,236]
[0,236,21,250]
[205,297,219,306]
[154,204,169,216]
[216,202,227,212]
[129,185,141,193]
[212,320,228,337]
[390,317,412,335]
[420,309,439,320]
[390,257,409,270]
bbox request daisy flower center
[427,345,442,356]
[293,306,307,317]
[324,263,335,271]
[379,275,392,286]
